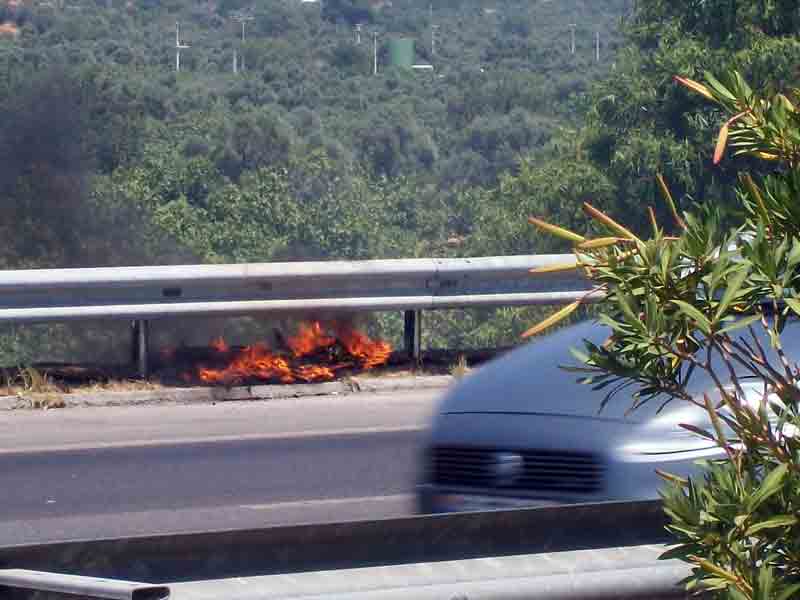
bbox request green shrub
[526,72,800,599]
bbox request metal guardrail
[0,500,667,583]
[0,255,596,376]
[0,256,584,295]
[0,569,169,600]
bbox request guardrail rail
[0,255,597,376]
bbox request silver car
[417,319,737,514]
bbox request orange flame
[211,337,230,353]
[287,321,336,357]
[337,324,393,369]
[193,321,392,386]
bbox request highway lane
[0,389,441,544]
[0,389,439,452]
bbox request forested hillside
[0,0,628,270]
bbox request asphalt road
[0,389,441,545]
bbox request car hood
[439,320,683,423]
[439,316,800,425]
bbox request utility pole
[373,30,378,75]
[233,49,238,74]
[175,22,189,73]
[233,12,254,43]
[569,23,576,54]
[355,23,362,44]
[595,31,600,62]
[231,11,254,72]
[432,24,439,57]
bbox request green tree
[527,0,800,236]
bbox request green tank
[388,38,415,68]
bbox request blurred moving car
[416,319,732,514]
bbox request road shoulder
[0,374,454,411]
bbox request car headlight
[725,381,798,439]
[619,431,722,461]
[618,381,793,461]
[618,395,729,460]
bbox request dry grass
[82,379,164,393]
[1,367,66,409]
[19,367,61,394]
[2,368,61,397]
[353,367,423,379]
[24,394,67,409]
[0,367,164,408]
[449,355,471,379]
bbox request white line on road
[0,426,426,456]
[240,494,412,511]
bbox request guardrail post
[404,310,422,364]
[131,319,149,379]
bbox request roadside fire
[192,321,392,386]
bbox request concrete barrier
[170,545,691,600]
[0,500,668,584]
[1,545,693,600]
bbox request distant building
[388,37,414,68]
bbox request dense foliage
[0,0,626,268]
[520,5,800,596]
[482,0,800,254]
[527,71,800,600]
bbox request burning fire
[211,337,230,353]
[195,321,392,386]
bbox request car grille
[431,446,605,494]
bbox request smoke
[0,66,198,366]
[0,68,389,368]
[0,65,196,269]
[0,66,90,268]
